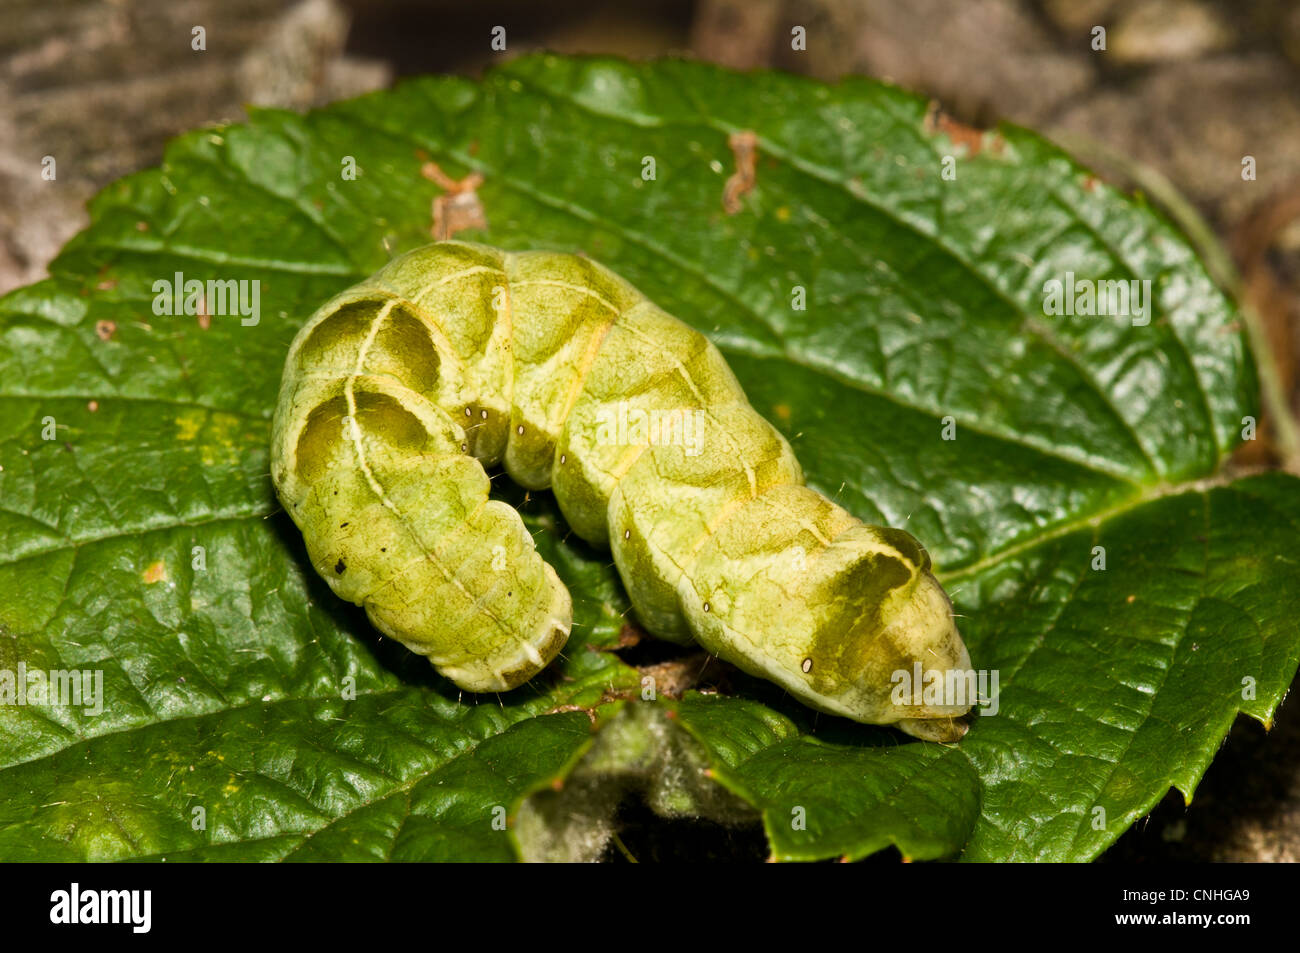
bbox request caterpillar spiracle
[270,242,974,741]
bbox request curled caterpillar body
[271,242,973,739]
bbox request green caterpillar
[270,242,973,741]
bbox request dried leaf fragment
[421,161,488,240]
[722,130,759,214]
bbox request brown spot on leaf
[421,161,487,240]
[923,102,988,156]
[772,404,791,422]
[723,129,759,214]
[95,320,117,340]
[87,400,98,412]
[142,560,167,584]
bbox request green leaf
[1,54,1295,862]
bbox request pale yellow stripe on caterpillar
[749,488,836,548]
[409,263,506,302]
[521,271,627,416]
[360,291,463,364]
[499,253,637,489]
[507,278,622,316]
[611,312,761,498]
[343,300,396,499]
[496,265,516,464]
[498,268,625,452]
[609,443,650,483]
[548,305,616,440]
[684,479,828,566]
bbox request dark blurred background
[3,0,1298,862]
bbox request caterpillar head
[871,565,973,742]
[768,526,975,742]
